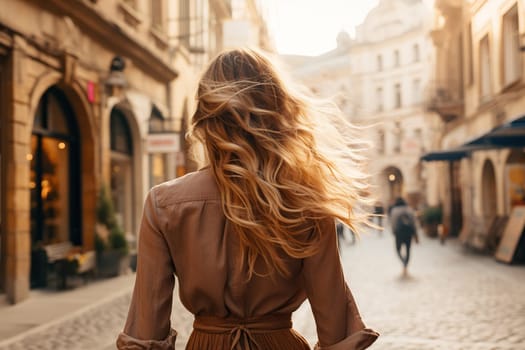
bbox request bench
[42,242,96,289]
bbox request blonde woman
[117,48,378,350]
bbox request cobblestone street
[1,229,524,350]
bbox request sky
[262,0,434,57]
[263,0,380,56]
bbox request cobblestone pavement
[1,229,524,350]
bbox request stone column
[5,37,32,303]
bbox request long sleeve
[302,218,379,350]
[116,189,177,349]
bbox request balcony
[425,83,464,123]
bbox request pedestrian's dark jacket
[390,204,417,241]
[116,168,378,350]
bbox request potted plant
[95,185,129,277]
[420,205,443,238]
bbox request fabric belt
[193,314,292,350]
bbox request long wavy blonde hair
[189,48,371,277]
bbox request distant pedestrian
[336,220,356,253]
[389,197,419,276]
[373,202,385,235]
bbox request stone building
[424,0,525,248]
[283,0,440,211]
[0,0,271,304]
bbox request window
[377,55,383,71]
[123,0,137,9]
[179,0,190,46]
[467,22,474,85]
[377,130,385,154]
[394,49,400,67]
[394,83,402,108]
[479,35,492,102]
[376,86,383,112]
[151,0,164,31]
[414,128,424,152]
[393,122,401,153]
[412,79,421,105]
[502,4,520,86]
[413,44,420,62]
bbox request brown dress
[116,168,379,350]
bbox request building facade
[283,0,439,211]
[0,0,180,303]
[0,0,272,304]
[426,0,525,249]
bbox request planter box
[97,250,125,278]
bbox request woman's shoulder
[150,167,220,208]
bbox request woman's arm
[116,189,177,349]
[302,218,378,350]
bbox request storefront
[422,115,525,255]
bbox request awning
[421,115,525,162]
[420,148,470,161]
[463,115,525,148]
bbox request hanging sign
[146,133,180,153]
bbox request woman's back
[117,48,378,350]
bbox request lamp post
[105,56,128,98]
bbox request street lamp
[105,56,128,97]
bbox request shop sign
[87,81,97,103]
[495,205,525,263]
[147,133,180,153]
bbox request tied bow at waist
[193,314,292,350]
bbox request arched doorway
[110,107,134,238]
[481,159,497,226]
[29,86,81,287]
[382,166,404,209]
[30,86,81,246]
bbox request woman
[117,48,378,350]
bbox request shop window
[502,4,520,87]
[149,153,168,188]
[110,108,133,237]
[30,87,80,246]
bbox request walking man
[389,197,418,276]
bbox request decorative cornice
[30,0,178,82]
